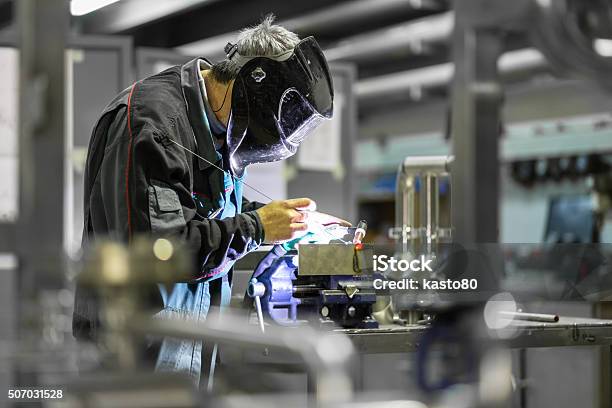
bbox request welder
[73,15,348,385]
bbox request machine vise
[246,242,382,329]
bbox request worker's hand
[256,198,317,244]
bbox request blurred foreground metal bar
[132,313,355,407]
[16,0,69,392]
[17,0,68,290]
[0,224,16,252]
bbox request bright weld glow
[594,39,612,57]
[71,0,121,16]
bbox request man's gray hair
[211,14,300,83]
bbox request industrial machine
[245,223,384,329]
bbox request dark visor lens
[293,37,333,118]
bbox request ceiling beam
[80,0,219,33]
[356,48,548,102]
[177,0,444,58]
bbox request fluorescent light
[594,39,612,57]
[71,0,122,16]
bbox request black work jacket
[73,58,265,340]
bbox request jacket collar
[180,57,222,171]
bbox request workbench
[339,317,612,353]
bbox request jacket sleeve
[100,107,264,281]
[242,196,266,213]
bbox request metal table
[339,317,612,353]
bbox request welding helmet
[224,36,334,177]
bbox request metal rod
[254,295,265,333]
[500,311,560,323]
[293,285,323,295]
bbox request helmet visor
[227,36,333,176]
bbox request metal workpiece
[339,317,612,354]
[297,244,373,276]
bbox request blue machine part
[251,254,302,325]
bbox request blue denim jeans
[154,171,242,384]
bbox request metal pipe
[356,48,547,101]
[325,12,453,63]
[424,174,439,248]
[283,0,441,35]
[500,311,559,323]
[82,0,217,33]
[177,0,442,57]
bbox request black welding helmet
[224,36,334,177]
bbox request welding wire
[353,220,367,244]
[499,311,559,323]
[167,138,274,202]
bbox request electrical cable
[211,83,232,113]
[167,137,274,202]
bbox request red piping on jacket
[125,83,137,241]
